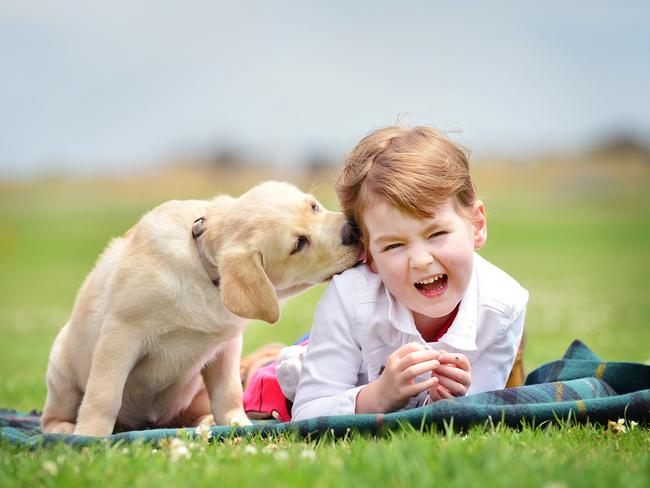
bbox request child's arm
[355,343,441,413]
[291,281,368,421]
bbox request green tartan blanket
[1,340,648,447]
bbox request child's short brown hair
[336,126,476,245]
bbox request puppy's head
[203,181,360,324]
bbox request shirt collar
[385,255,479,351]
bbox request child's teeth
[417,274,444,285]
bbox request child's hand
[426,351,471,401]
[356,342,440,414]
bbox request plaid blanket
[2,340,648,447]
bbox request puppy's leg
[41,368,82,434]
[202,335,252,426]
[73,328,142,436]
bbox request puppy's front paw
[228,415,252,427]
[216,410,252,427]
[73,427,110,437]
[196,414,216,427]
[48,421,76,435]
[73,420,113,437]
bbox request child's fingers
[399,342,429,356]
[437,352,471,371]
[401,359,440,381]
[395,350,440,372]
[427,384,443,402]
[392,342,429,360]
[404,375,438,398]
[434,374,469,397]
[433,365,470,385]
[435,385,454,399]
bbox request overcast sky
[1,1,649,177]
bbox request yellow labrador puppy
[41,181,360,436]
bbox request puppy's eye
[291,235,309,255]
[310,202,320,213]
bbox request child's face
[363,197,487,328]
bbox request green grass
[1,163,649,487]
[1,422,648,488]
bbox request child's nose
[409,247,434,269]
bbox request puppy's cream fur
[41,181,359,436]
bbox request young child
[290,125,528,420]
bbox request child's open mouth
[414,274,448,296]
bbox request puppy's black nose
[341,220,361,246]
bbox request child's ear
[472,200,487,249]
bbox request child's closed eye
[382,243,403,252]
[428,231,447,239]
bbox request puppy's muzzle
[341,220,361,246]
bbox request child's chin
[416,295,458,317]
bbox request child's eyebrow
[372,231,403,245]
[425,220,454,231]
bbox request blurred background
[1,1,649,410]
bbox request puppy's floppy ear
[218,248,280,324]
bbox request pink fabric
[243,361,291,422]
[243,338,309,422]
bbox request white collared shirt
[292,253,528,421]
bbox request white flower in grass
[42,461,58,476]
[607,419,627,434]
[263,442,278,453]
[168,438,191,461]
[244,445,259,455]
[273,450,289,461]
[630,420,639,430]
[300,449,316,461]
[195,423,212,443]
